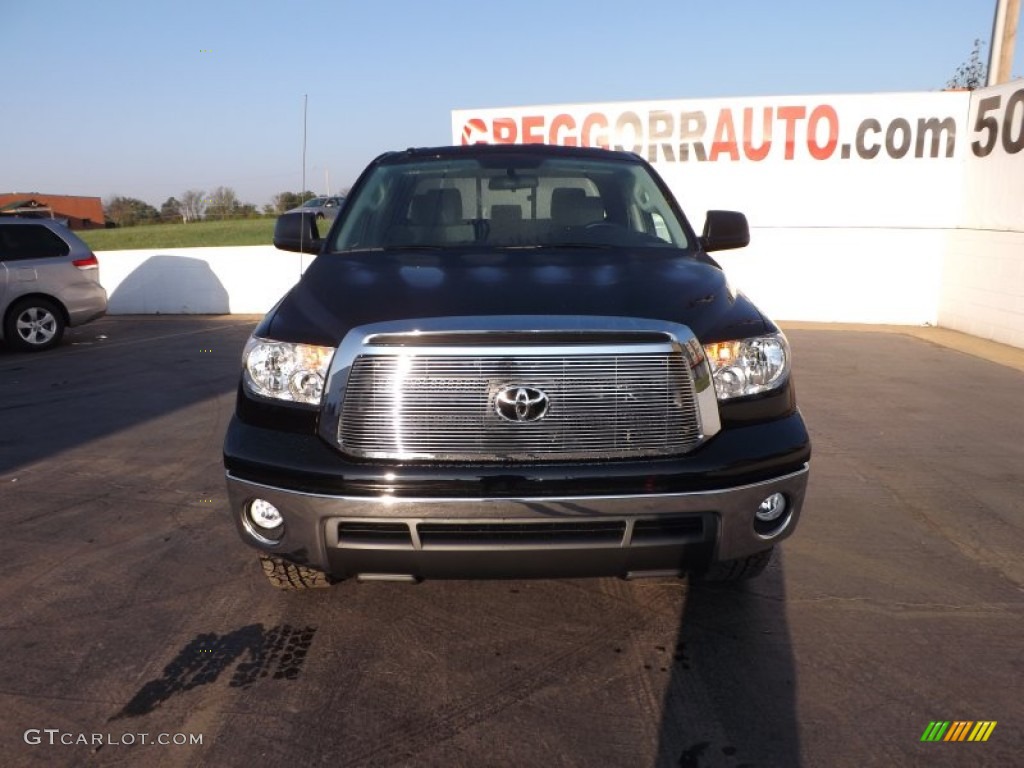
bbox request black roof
[381,144,643,164]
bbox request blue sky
[1,0,1018,208]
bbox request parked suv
[0,219,108,352]
[224,144,810,590]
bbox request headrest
[490,204,522,224]
[411,188,463,225]
[550,188,604,227]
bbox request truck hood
[264,248,769,346]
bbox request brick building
[0,193,105,230]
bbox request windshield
[330,155,690,252]
[302,197,326,207]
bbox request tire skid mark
[110,624,318,721]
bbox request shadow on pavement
[656,555,800,767]
[0,314,255,474]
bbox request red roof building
[0,193,106,230]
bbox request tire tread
[258,553,334,590]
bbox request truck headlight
[242,337,334,405]
[703,333,790,400]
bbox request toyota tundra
[223,144,810,589]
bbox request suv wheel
[5,298,66,352]
[695,547,774,583]
[258,553,335,590]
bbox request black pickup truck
[223,144,810,589]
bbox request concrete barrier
[95,230,1021,350]
[716,227,947,327]
[97,233,947,327]
[936,81,1024,350]
[97,246,313,315]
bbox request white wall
[97,230,947,328]
[98,246,306,315]
[938,81,1024,348]
[716,227,947,326]
[939,230,1024,348]
[454,86,1024,347]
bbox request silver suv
[0,218,108,352]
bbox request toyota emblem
[494,385,550,423]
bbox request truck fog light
[248,499,283,530]
[756,493,787,522]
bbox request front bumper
[225,464,808,580]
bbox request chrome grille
[338,347,701,461]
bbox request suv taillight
[72,254,99,269]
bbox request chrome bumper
[226,465,809,579]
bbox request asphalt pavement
[0,316,1020,768]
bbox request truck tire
[258,553,335,590]
[696,547,774,583]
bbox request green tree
[271,191,318,214]
[947,39,988,90]
[180,190,206,222]
[104,196,160,227]
[160,196,182,223]
[206,186,240,220]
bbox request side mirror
[700,210,750,252]
[273,211,323,254]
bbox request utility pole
[300,94,308,253]
[301,94,308,199]
[988,0,1021,85]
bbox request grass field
[78,218,276,251]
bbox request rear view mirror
[489,174,539,191]
[700,210,750,252]
[274,212,323,254]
